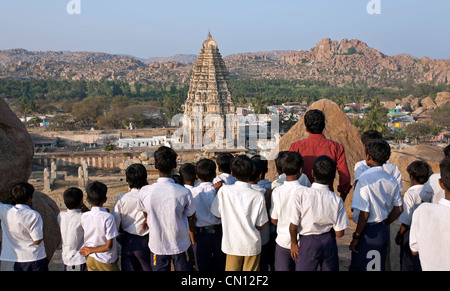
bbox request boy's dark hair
[361,130,383,146]
[279,151,304,176]
[444,145,450,158]
[275,151,288,175]
[63,187,84,210]
[10,182,35,204]
[304,109,326,134]
[365,139,391,166]
[126,163,148,190]
[86,181,108,206]
[154,146,177,175]
[230,155,253,182]
[251,155,268,179]
[215,153,234,174]
[313,155,337,185]
[180,163,197,184]
[439,157,450,191]
[407,160,431,185]
[172,174,184,186]
[195,159,216,182]
[249,159,263,182]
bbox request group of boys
[0,109,449,272]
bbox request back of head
[444,145,450,158]
[249,159,263,183]
[313,155,337,185]
[304,109,325,134]
[230,155,253,182]
[365,139,391,166]
[251,155,268,178]
[155,146,177,175]
[407,160,432,185]
[10,182,35,205]
[440,157,450,191]
[172,174,184,186]
[216,153,234,174]
[195,159,216,182]
[361,130,383,146]
[275,151,288,175]
[63,187,84,209]
[86,181,108,206]
[279,151,304,176]
[180,163,197,184]
[126,163,148,190]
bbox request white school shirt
[351,166,402,224]
[191,182,221,227]
[112,188,149,236]
[138,177,196,255]
[81,206,119,264]
[289,183,349,236]
[213,173,237,185]
[410,199,450,271]
[249,183,270,245]
[271,173,311,189]
[397,184,424,227]
[270,180,309,248]
[58,209,86,266]
[0,203,47,262]
[211,181,268,256]
[420,173,445,204]
[257,179,272,189]
[354,160,403,192]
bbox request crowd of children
[0,115,449,271]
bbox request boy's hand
[79,247,91,257]
[349,238,359,253]
[290,243,299,261]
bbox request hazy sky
[0,0,449,59]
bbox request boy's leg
[193,232,213,271]
[296,235,320,271]
[121,233,152,271]
[14,258,48,271]
[86,256,120,271]
[212,230,226,271]
[274,243,295,271]
[318,232,339,271]
[225,254,244,271]
[152,253,172,271]
[172,247,194,271]
[242,254,261,271]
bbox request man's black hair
[407,160,431,185]
[304,109,326,134]
[361,130,383,146]
[249,159,263,182]
[279,151,304,176]
[195,159,216,182]
[86,181,108,206]
[126,163,148,190]
[215,153,234,174]
[154,146,177,175]
[230,155,253,182]
[10,182,35,204]
[180,163,197,184]
[312,155,337,185]
[63,187,84,210]
[275,151,288,175]
[365,139,391,166]
[439,157,450,191]
[251,155,268,179]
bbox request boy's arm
[385,205,403,225]
[289,223,299,261]
[349,210,369,253]
[79,239,114,257]
[188,213,196,245]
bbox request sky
[0,0,449,60]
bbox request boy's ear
[438,178,448,191]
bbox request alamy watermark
[366,0,381,15]
[66,0,81,15]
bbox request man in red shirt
[289,109,352,201]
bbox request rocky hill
[0,38,449,86]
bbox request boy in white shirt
[410,157,450,271]
[138,146,196,271]
[79,181,120,271]
[395,160,431,271]
[0,182,48,271]
[191,158,226,271]
[213,153,237,191]
[419,145,450,204]
[349,139,403,271]
[211,155,268,271]
[113,163,151,271]
[251,155,272,190]
[58,187,88,271]
[270,151,309,271]
[289,155,349,271]
[353,130,403,191]
[179,163,197,192]
[271,151,311,189]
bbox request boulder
[421,96,436,109]
[435,91,450,107]
[267,99,365,216]
[410,98,422,111]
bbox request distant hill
[0,38,449,86]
